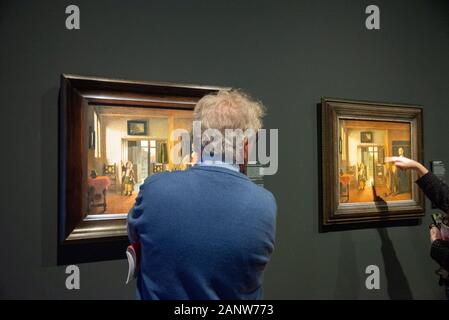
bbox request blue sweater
[127,165,277,300]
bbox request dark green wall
[1,0,448,299]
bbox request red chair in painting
[340,174,352,203]
[87,172,111,214]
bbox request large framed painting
[59,74,229,263]
[320,98,425,228]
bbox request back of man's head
[193,90,265,162]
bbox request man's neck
[197,154,241,173]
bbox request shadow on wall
[374,192,413,299]
[41,87,59,267]
[377,228,413,299]
[333,228,414,299]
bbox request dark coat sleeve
[416,172,449,213]
[431,240,449,270]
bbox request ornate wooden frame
[320,97,425,228]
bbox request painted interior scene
[86,105,194,214]
[338,119,412,204]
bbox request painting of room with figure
[338,119,412,204]
[85,105,194,215]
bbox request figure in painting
[121,161,136,196]
[391,164,399,195]
[384,146,409,196]
[357,162,367,191]
[396,147,410,194]
[385,162,397,196]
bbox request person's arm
[416,172,449,214]
[127,184,146,244]
[430,226,449,269]
[385,156,428,177]
[385,157,449,213]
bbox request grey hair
[193,89,265,161]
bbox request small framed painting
[127,120,148,136]
[360,131,373,143]
[320,97,425,228]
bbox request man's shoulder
[140,168,276,212]
[143,171,173,184]
[141,170,188,189]
[251,184,277,213]
[143,166,240,185]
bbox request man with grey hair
[128,90,277,300]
